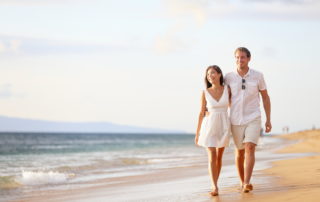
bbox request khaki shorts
[231,117,262,150]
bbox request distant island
[0,115,185,134]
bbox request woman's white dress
[198,86,231,148]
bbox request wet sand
[11,131,320,202]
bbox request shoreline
[8,135,286,202]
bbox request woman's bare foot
[210,188,219,196]
[242,184,253,193]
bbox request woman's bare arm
[195,91,207,145]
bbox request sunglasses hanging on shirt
[242,79,246,90]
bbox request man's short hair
[235,47,251,58]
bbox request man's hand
[205,111,210,117]
[265,121,272,133]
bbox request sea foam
[18,170,71,186]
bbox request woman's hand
[194,135,199,146]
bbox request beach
[1,130,320,202]
[253,129,320,202]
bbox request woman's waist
[207,107,228,113]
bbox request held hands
[265,121,272,133]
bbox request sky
[0,0,320,134]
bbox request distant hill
[0,115,184,134]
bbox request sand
[11,130,320,202]
[252,130,320,202]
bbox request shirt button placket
[241,75,248,125]
[240,90,245,124]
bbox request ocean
[0,132,204,201]
[0,132,296,202]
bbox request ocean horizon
[0,115,186,134]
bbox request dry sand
[251,129,320,202]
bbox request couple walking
[195,47,272,196]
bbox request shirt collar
[244,68,251,77]
[235,67,251,78]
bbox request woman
[195,65,231,196]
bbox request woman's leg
[216,147,225,179]
[207,147,219,195]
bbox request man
[225,47,271,193]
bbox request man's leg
[231,124,246,187]
[244,142,256,185]
[242,117,261,192]
[235,149,245,186]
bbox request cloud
[9,40,21,53]
[154,33,186,54]
[0,84,26,99]
[163,0,320,21]
[155,0,320,54]
[153,0,209,54]
[239,2,320,20]
[165,0,209,26]
[0,84,14,98]
[219,0,320,20]
[0,35,128,56]
[0,39,22,54]
[242,0,314,4]
[0,41,6,53]
[0,0,77,6]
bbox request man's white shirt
[225,68,267,125]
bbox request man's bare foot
[210,188,219,196]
